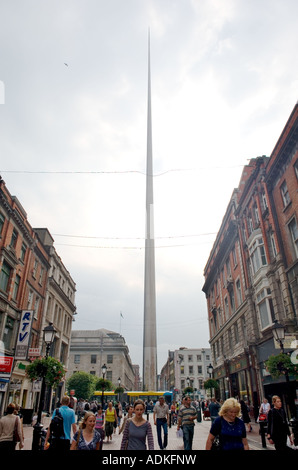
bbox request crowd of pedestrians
[0,393,296,452]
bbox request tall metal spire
[143,30,157,391]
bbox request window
[294,160,298,180]
[3,316,14,350]
[270,233,278,258]
[280,180,291,207]
[261,192,268,211]
[249,237,267,275]
[189,366,193,374]
[107,371,112,381]
[254,204,260,226]
[236,279,242,306]
[20,243,27,262]
[91,355,97,364]
[232,246,237,267]
[0,213,5,236]
[197,365,202,374]
[288,218,298,258]
[12,274,20,300]
[229,288,235,313]
[32,259,38,278]
[257,288,275,329]
[74,355,80,364]
[107,354,113,364]
[224,296,229,316]
[188,355,193,362]
[0,261,12,292]
[10,229,18,249]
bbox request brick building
[202,103,298,418]
[0,177,76,415]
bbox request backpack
[50,408,65,439]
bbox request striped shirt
[178,405,197,426]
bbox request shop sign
[15,310,34,360]
[0,356,14,374]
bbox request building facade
[0,177,76,415]
[67,329,136,392]
[160,347,212,400]
[202,103,298,419]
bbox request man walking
[177,396,197,450]
[153,396,169,450]
[44,395,77,450]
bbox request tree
[183,386,194,395]
[66,371,97,400]
[265,353,298,379]
[203,379,219,398]
[95,377,113,393]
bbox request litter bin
[20,408,34,425]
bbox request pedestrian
[258,398,270,418]
[95,405,105,449]
[240,399,252,432]
[205,397,249,450]
[209,398,221,423]
[120,399,154,450]
[153,395,169,450]
[44,395,77,451]
[0,403,24,451]
[104,401,117,442]
[116,401,123,431]
[267,395,294,451]
[177,396,197,450]
[70,412,101,450]
[119,405,134,434]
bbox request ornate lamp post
[101,363,107,408]
[32,323,56,451]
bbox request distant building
[160,347,212,400]
[67,329,136,391]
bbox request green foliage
[265,353,298,379]
[95,377,113,392]
[66,371,97,400]
[26,356,65,388]
[203,378,219,390]
[183,386,194,395]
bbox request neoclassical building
[67,329,136,391]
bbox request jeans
[156,418,168,449]
[182,424,194,450]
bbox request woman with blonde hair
[70,412,101,450]
[267,395,294,451]
[205,398,249,450]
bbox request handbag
[13,416,21,442]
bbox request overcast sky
[0,0,297,378]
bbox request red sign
[0,356,14,374]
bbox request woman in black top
[267,395,293,451]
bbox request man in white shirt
[153,396,169,450]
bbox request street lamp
[272,320,285,353]
[101,363,107,408]
[271,320,293,418]
[32,323,56,450]
[208,363,214,378]
[118,377,121,401]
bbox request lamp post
[208,363,214,378]
[271,320,292,418]
[207,364,214,398]
[118,377,121,401]
[32,323,56,451]
[101,363,107,408]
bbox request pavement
[19,411,274,451]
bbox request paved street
[20,411,274,451]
